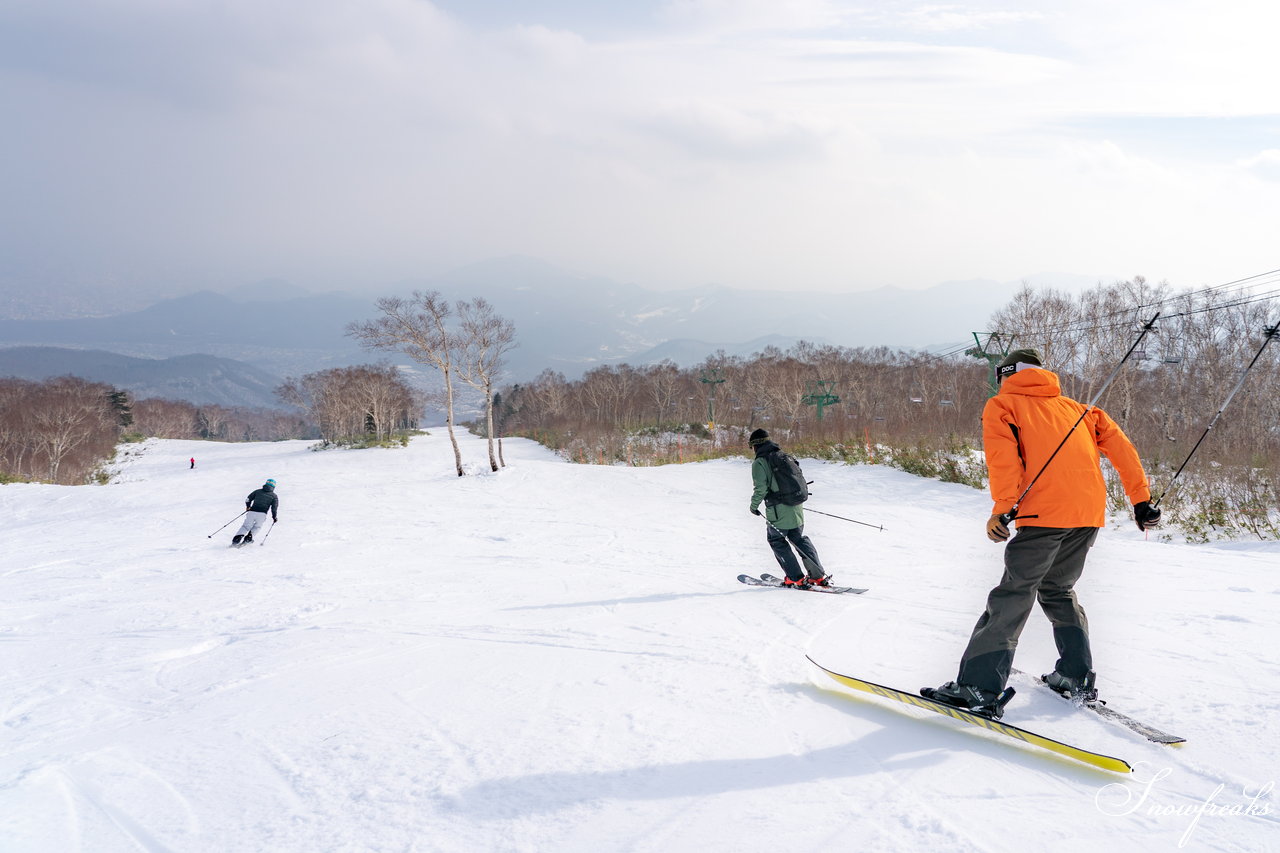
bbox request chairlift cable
[1005,270,1280,339]
[1150,320,1280,508]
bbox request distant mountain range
[0,256,1060,408]
[0,347,284,409]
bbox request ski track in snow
[0,433,1277,852]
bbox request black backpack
[763,450,810,507]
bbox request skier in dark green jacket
[232,478,278,546]
[748,429,829,589]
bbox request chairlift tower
[699,368,726,429]
[966,332,1014,396]
[802,380,840,420]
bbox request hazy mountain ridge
[0,347,285,409]
[0,258,1048,388]
[627,334,813,366]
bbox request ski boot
[231,534,244,546]
[809,574,831,587]
[781,576,811,590]
[922,681,1015,720]
[1043,670,1099,705]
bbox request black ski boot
[1043,670,1099,704]
[231,534,244,546]
[922,681,1015,719]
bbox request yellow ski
[807,656,1133,774]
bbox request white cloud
[655,0,848,32]
[1,0,1279,296]
[1238,150,1280,182]
[891,5,1046,32]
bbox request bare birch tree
[456,297,518,471]
[348,291,465,475]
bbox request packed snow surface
[1,433,1277,852]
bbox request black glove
[750,507,761,516]
[272,517,278,523]
[1133,501,1161,531]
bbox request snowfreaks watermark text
[1096,766,1273,847]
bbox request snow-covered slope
[1,434,1276,852]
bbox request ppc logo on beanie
[997,348,1043,383]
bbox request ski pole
[207,510,247,538]
[1152,320,1279,508]
[1002,312,1160,525]
[260,519,276,546]
[804,507,884,531]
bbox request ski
[1011,669,1185,745]
[807,656,1133,774]
[760,573,867,594]
[737,574,867,594]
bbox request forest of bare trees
[131,399,311,444]
[0,377,127,484]
[499,278,1280,541]
[276,364,422,447]
[0,375,315,484]
[499,344,988,467]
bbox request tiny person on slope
[923,349,1162,719]
[232,478,279,546]
[747,429,830,589]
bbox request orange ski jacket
[982,367,1151,528]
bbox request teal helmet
[265,478,277,488]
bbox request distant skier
[748,429,829,589]
[924,349,1161,719]
[190,457,196,469]
[232,479,278,546]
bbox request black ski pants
[956,525,1098,694]
[766,523,825,582]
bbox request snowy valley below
[1,433,1276,852]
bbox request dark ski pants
[766,523,825,582]
[956,525,1098,694]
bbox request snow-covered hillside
[1,434,1276,852]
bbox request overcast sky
[3,0,1279,300]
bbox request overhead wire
[839,268,1280,386]
[976,269,1280,342]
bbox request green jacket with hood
[749,440,804,530]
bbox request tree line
[0,290,521,484]
[0,376,315,484]
[497,277,1279,540]
[0,377,128,483]
[5,278,1275,542]
[276,364,423,448]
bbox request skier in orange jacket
[924,348,1162,718]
